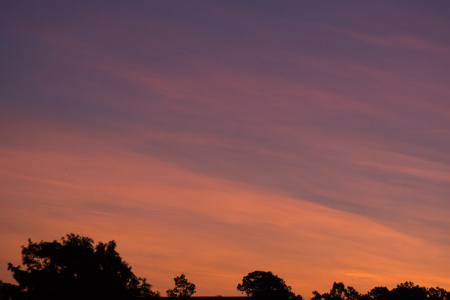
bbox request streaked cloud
[1,1,450,297]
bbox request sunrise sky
[1,1,450,297]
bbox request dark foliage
[237,270,303,299]
[5,235,450,300]
[427,286,450,300]
[312,282,361,300]
[0,280,23,300]
[314,281,450,300]
[166,273,196,297]
[365,286,391,300]
[7,233,159,299]
[389,282,427,300]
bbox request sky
[1,1,450,297]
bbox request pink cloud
[2,3,450,296]
[1,123,449,295]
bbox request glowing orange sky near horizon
[1,1,450,297]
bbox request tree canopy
[166,273,196,297]
[7,233,159,299]
[313,281,449,300]
[0,280,22,300]
[312,282,361,300]
[237,270,303,299]
[4,235,450,299]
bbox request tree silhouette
[315,281,450,300]
[312,282,361,300]
[166,273,196,297]
[7,233,160,299]
[237,270,303,299]
[427,287,449,300]
[365,286,392,300]
[0,280,22,300]
[389,282,428,300]
[5,236,450,300]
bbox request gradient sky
[1,1,450,297]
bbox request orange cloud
[2,3,450,296]
[1,129,448,296]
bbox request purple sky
[1,1,450,297]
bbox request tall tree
[166,274,196,297]
[8,233,160,299]
[237,270,303,299]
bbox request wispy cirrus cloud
[2,1,450,296]
[335,29,450,53]
[1,133,448,295]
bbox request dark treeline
[1,234,449,300]
[311,281,449,300]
